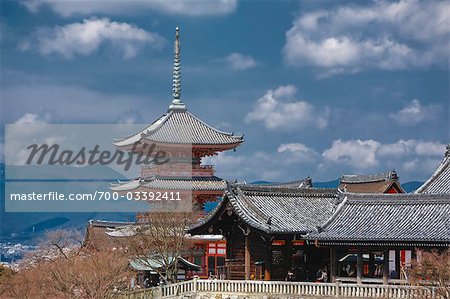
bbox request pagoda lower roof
[113,108,243,147]
[111,176,227,192]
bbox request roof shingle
[415,146,450,194]
[189,185,340,235]
[114,109,243,147]
[307,193,450,244]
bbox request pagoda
[111,27,243,217]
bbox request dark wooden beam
[369,252,375,277]
[356,248,363,284]
[395,250,401,279]
[264,240,271,281]
[245,233,250,280]
[330,247,336,282]
[383,249,389,285]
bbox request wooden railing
[122,279,441,299]
[161,280,195,297]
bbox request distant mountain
[250,180,273,185]
[251,178,423,192]
[313,179,340,189]
[0,163,134,243]
[0,162,425,244]
[401,181,423,193]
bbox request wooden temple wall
[226,228,267,280]
[248,233,266,278]
[227,228,245,279]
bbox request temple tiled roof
[189,185,340,235]
[259,177,313,189]
[307,193,450,245]
[341,171,398,184]
[415,145,450,194]
[111,176,227,192]
[114,109,243,147]
[339,170,404,193]
[88,219,135,228]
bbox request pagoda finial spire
[169,26,185,110]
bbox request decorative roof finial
[169,26,185,110]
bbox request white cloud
[14,107,61,124]
[245,85,330,130]
[323,139,381,169]
[118,109,144,124]
[21,0,237,17]
[224,53,258,71]
[389,99,440,126]
[208,138,447,183]
[1,84,150,124]
[277,143,319,163]
[210,150,308,182]
[322,139,446,170]
[283,0,449,73]
[376,139,416,158]
[278,143,314,153]
[15,113,48,125]
[414,141,447,156]
[20,18,164,59]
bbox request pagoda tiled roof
[188,185,340,235]
[111,176,227,192]
[113,109,243,147]
[415,145,450,194]
[307,193,450,245]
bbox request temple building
[188,185,450,283]
[110,27,243,214]
[188,185,341,281]
[339,170,404,194]
[188,146,450,283]
[307,192,450,284]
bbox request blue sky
[1,0,449,183]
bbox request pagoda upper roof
[415,144,450,194]
[114,27,243,149]
[113,108,243,148]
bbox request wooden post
[395,249,401,279]
[383,249,389,285]
[245,233,251,280]
[285,237,293,279]
[264,240,271,281]
[330,247,337,283]
[356,248,363,284]
[369,252,375,277]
